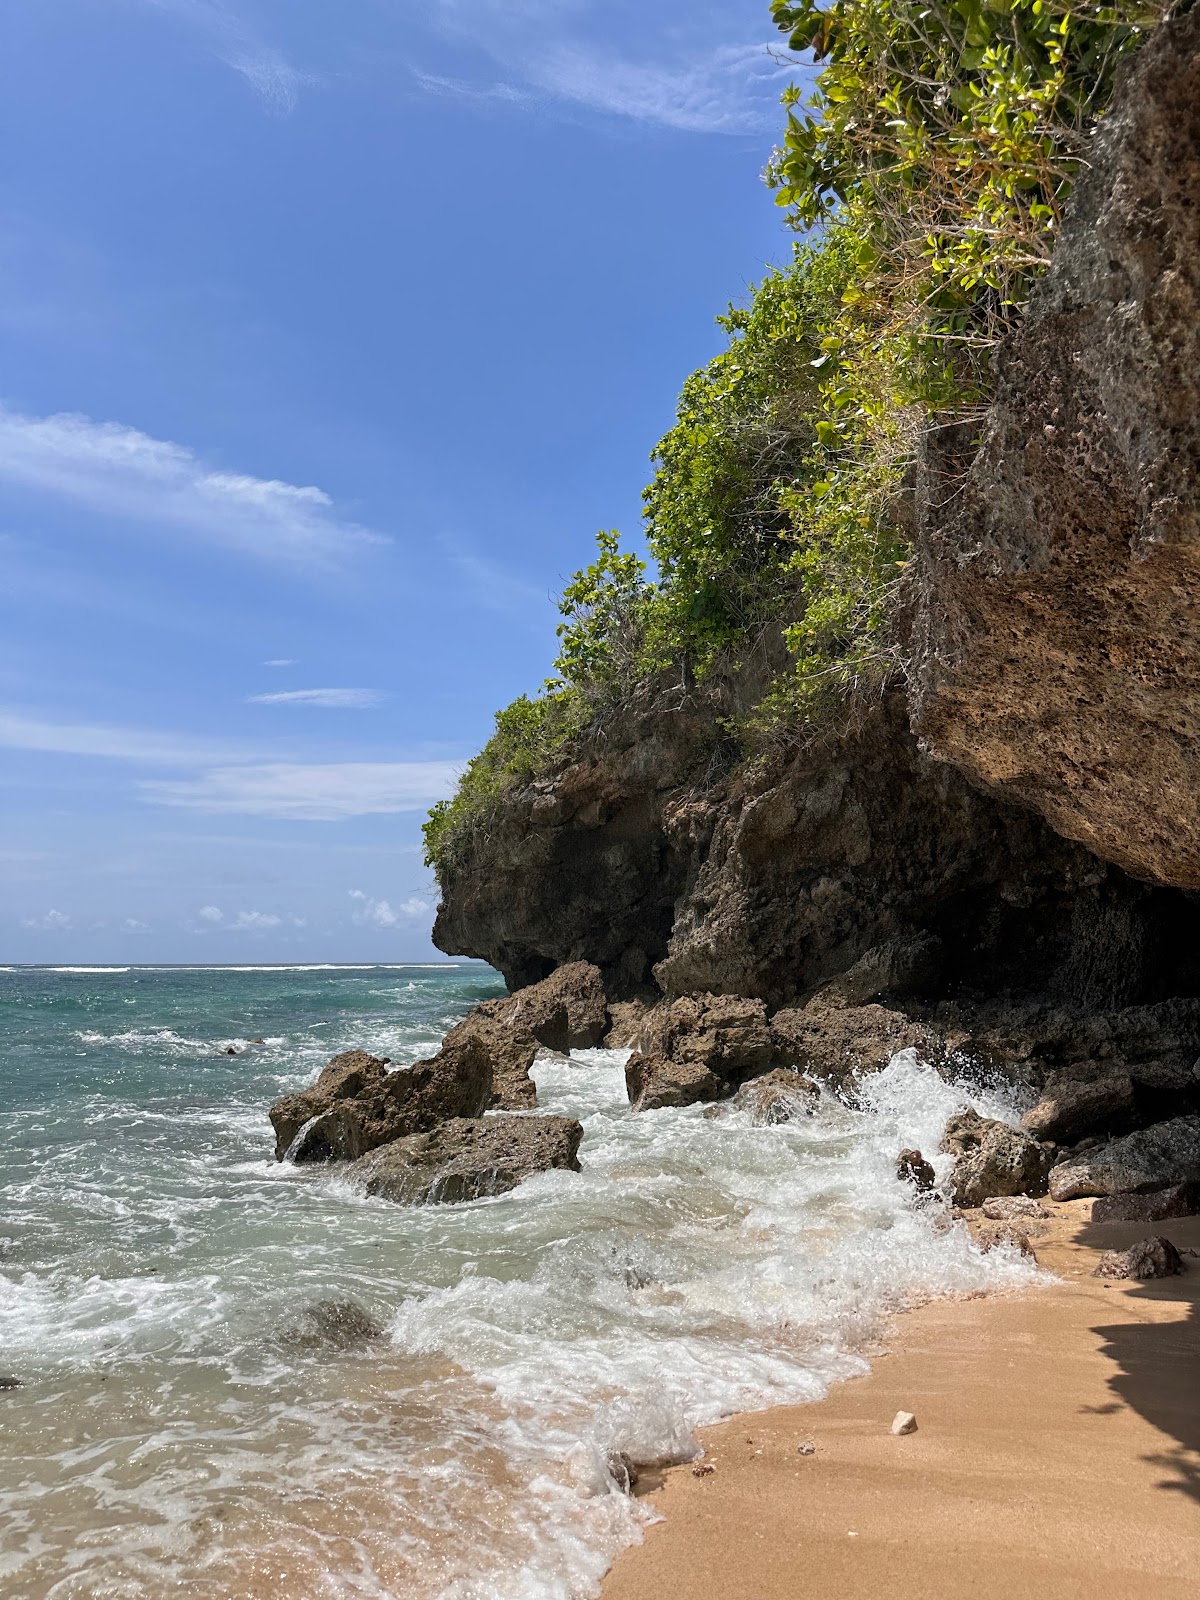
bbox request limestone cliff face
[910,9,1200,889]
[434,13,1200,1018]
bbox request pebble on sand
[891,1410,918,1435]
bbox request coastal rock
[444,1001,540,1111]
[731,1069,820,1125]
[896,1148,936,1192]
[770,1000,945,1087]
[506,961,610,1051]
[633,993,772,1078]
[981,1196,1047,1221]
[604,998,652,1049]
[1021,1069,1136,1145]
[818,936,945,1007]
[940,1109,1052,1207]
[270,1038,492,1165]
[1048,1115,1200,1200]
[345,1115,583,1205]
[891,1411,918,1436]
[281,1298,384,1352]
[626,1055,727,1112]
[1093,1237,1185,1281]
[1091,1183,1200,1223]
[910,9,1200,890]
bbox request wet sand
[602,1203,1200,1600]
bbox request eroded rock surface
[1049,1115,1200,1199]
[443,1002,540,1111]
[345,1115,583,1205]
[941,1109,1052,1207]
[1093,1236,1186,1281]
[911,9,1200,888]
[731,1069,820,1125]
[1021,1070,1136,1145]
[269,1039,491,1165]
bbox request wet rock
[940,1109,1052,1207]
[891,1411,918,1436]
[634,993,772,1078]
[1093,1237,1186,1281]
[605,1451,640,1493]
[820,936,945,1007]
[896,1148,936,1192]
[443,1001,540,1111]
[981,1195,1048,1221]
[506,962,610,1052]
[770,1000,945,1088]
[0,1375,22,1391]
[269,1039,491,1165]
[281,1298,384,1352]
[1020,1069,1135,1145]
[604,998,651,1049]
[732,1069,820,1125]
[626,1055,727,1112]
[345,1114,583,1205]
[1091,1183,1200,1223]
[1049,1115,1200,1200]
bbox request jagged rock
[976,1222,1041,1256]
[605,998,652,1048]
[896,1148,936,1191]
[0,1375,22,1391]
[1091,1183,1200,1223]
[605,1451,640,1494]
[940,1109,1052,1207]
[770,999,944,1086]
[1049,1115,1200,1200]
[345,1115,583,1205]
[1021,1069,1135,1144]
[891,1411,918,1436]
[819,936,945,1007]
[1093,1237,1185,1281]
[981,1195,1048,1221]
[633,993,772,1077]
[269,1038,491,1165]
[911,9,1200,890]
[732,1069,820,1125]
[281,1298,384,1352]
[506,961,610,1051]
[626,1055,727,1112]
[444,1001,540,1111]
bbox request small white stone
[891,1410,918,1436]
[797,1440,816,1456]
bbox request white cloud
[143,761,459,820]
[232,909,281,929]
[198,904,224,923]
[21,908,72,930]
[262,659,295,668]
[247,688,382,708]
[349,890,432,927]
[123,917,152,931]
[0,710,248,765]
[137,0,306,113]
[0,404,380,566]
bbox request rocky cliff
[432,12,1200,1123]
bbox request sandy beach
[603,1204,1200,1600]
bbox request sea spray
[0,966,1040,1599]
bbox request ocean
[0,963,1037,1599]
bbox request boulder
[507,961,609,1051]
[1091,1183,1200,1224]
[269,1037,492,1165]
[732,1069,820,1125]
[345,1115,583,1205]
[819,936,945,1007]
[981,1195,1047,1221]
[444,1000,540,1111]
[770,1000,945,1087]
[1049,1115,1200,1200]
[896,1148,936,1192]
[940,1109,1052,1207]
[1020,1069,1135,1145]
[1093,1237,1186,1281]
[626,1055,727,1112]
[605,998,652,1049]
[281,1298,384,1352]
[634,993,773,1078]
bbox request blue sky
[1,0,801,962]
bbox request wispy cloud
[143,761,459,820]
[0,710,248,765]
[247,688,382,708]
[0,404,380,566]
[136,0,307,113]
[262,659,295,668]
[21,908,72,930]
[441,536,553,620]
[423,2,790,134]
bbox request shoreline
[601,1202,1200,1600]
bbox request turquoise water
[0,964,1036,1599]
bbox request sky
[0,0,803,963]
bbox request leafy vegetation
[425,0,1161,878]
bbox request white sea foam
[48,965,131,973]
[1,1016,1041,1600]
